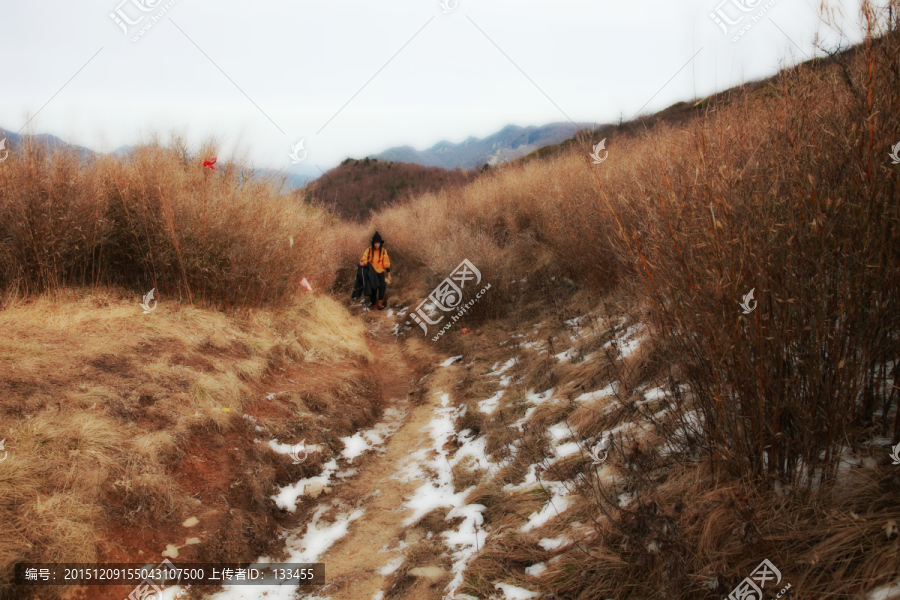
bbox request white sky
[0,0,867,172]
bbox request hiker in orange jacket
[359,231,391,310]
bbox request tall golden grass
[0,136,343,310]
[368,4,900,488]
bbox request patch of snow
[271,458,338,512]
[201,503,363,600]
[524,562,546,576]
[868,579,900,600]
[441,355,463,367]
[340,406,406,463]
[554,442,580,458]
[262,438,322,456]
[526,388,554,403]
[521,482,571,532]
[478,390,504,414]
[643,386,666,401]
[487,358,517,376]
[537,536,570,551]
[285,504,365,562]
[494,582,540,599]
[378,555,405,575]
[603,323,647,359]
[554,348,576,362]
[547,422,571,441]
[390,392,490,594]
[574,384,617,403]
[564,316,585,328]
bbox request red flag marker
[203,157,217,170]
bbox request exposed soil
[312,322,458,600]
[42,304,449,600]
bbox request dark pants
[370,271,386,304]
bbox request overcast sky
[0,0,867,172]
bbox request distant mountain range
[368,122,600,170]
[0,120,602,189]
[0,128,94,159]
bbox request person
[359,231,391,310]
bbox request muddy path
[311,310,455,600]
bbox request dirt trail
[314,312,457,600]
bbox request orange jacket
[361,247,391,273]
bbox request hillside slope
[304,158,473,221]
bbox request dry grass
[0,137,348,310]
[368,8,900,489]
[0,287,379,599]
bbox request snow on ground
[192,502,365,600]
[441,355,464,367]
[272,458,339,512]
[494,581,540,599]
[340,406,407,463]
[574,384,618,403]
[546,422,571,442]
[479,390,505,414]
[537,535,572,551]
[603,323,646,359]
[377,555,405,576]
[487,358,517,377]
[191,401,409,598]
[867,578,900,600]
[392,391,489,595]
[263,438,323,456]
[397,393,475,525]
[521,481,571,532]
[554,348,577,362]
